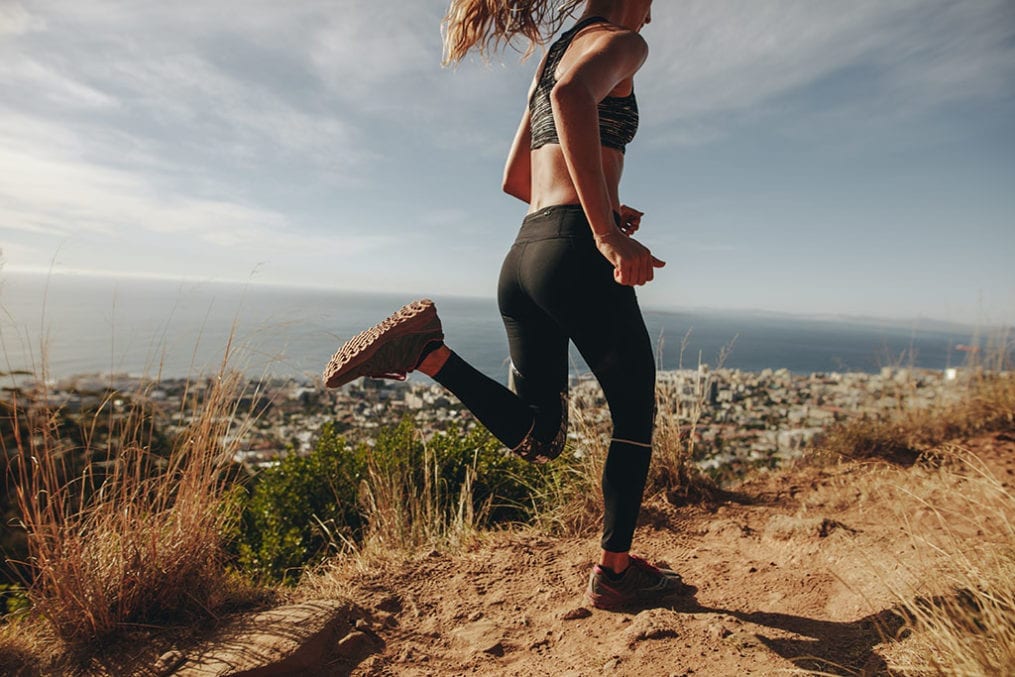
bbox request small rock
[726,630,763,651]
[336,630,373,658]
[468,611,484,622]
[483,641,506,657]
[154,650,185,675]
[603,656,622,671]
[622,609,680,646]
[561,607,592,621]
[376,595,402,613]
[705,622,732,641]
[174,600,354,676]
[451,619,508,658]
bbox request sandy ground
[309,433,1014,676]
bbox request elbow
[502,179,528,203]
[549,80,594,116]
[502,162,531,202]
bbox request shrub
[8,371,251,645]
[234,422,367,584]
[234,418,554,583]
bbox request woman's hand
[594,229,666,286]
[618,204,643,235]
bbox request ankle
[600,550,630,575]
[417,344,451,377]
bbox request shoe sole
[323,299,439,388]
[585,582,697,611]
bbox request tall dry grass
[821,332,1014,463]
[881,446,1015,675]
[5,367,255,645]
[357,437,488,556]
[525,387,608,539]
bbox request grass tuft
[820,371,1015,464]
[6,369,255,645]
[882,445,1015,675]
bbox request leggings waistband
[517,205,622,243]
[517,205,589,242]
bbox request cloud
[1,2,372,181]
[0,57,115,109]
[0,109,290,243]
[0,2,40,36]
[642,0,1015,131]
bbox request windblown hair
[442,0,585,65]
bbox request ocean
[0,272,991,383]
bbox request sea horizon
[1,270,1007,383]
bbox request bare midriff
[527,144,624,215]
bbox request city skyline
[2,1,1013,326]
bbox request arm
[502,106,532,203]
[551,31,664,285]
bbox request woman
[324,0,693,609]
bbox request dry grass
[525,389,608,539]
[5,367,256,647]
[819,328,1013,464]
[0,616,39,676]
[651,376,724,505]
[356,437,487,557]
[649,332,731,504]
[879,445,1015,675]
[820,370,1015,464]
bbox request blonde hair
[442,0,585,65]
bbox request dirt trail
[309,433,1013,676]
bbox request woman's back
[528,19,639,213]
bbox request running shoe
[585,555,696,610]
[323,299,444,388]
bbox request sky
[1,0,1013,326]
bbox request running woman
[324,0,694,609]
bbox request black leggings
[432,205,656,553]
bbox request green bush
[233,418,555,583]
[234,422,366,584]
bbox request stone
[154,650,186,675]
[450,619,508,658]
[603,656,622,671]
[560,606,593,621]
[622,609,681,647]
[335,630,373,658]
[174,599,358,676]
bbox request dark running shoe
[585,555,696,610]
[627,554,683,579]
[323,299,444,388]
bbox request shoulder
[579,24,648,66]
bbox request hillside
[84,431,1010,676]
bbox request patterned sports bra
[529,16,639,154]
